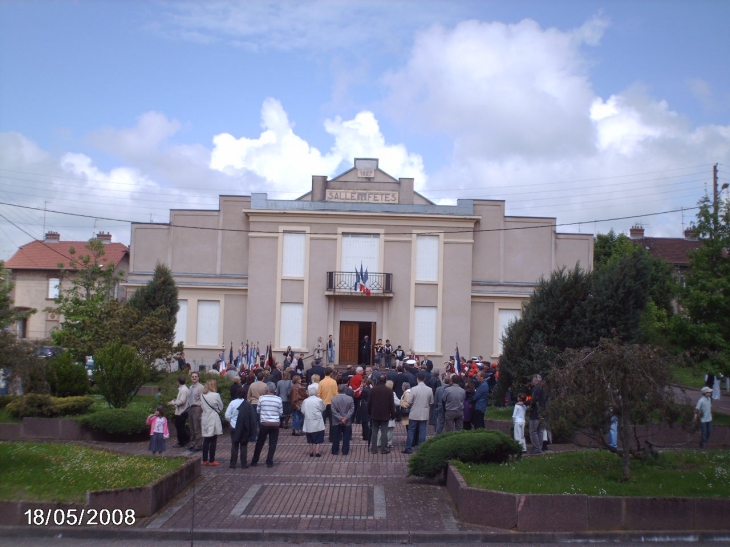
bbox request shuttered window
[175,300,188,345]
[197,300,220,346]
[498,309,521,354]
[341,233,380,275]
[415,235,439,281]
[279,303,304,349]
[282,232,306,278]
[413,306,437,353]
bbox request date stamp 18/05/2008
[25,508,136,526]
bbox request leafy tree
[673,195,730,375]
[46,352,89,397]
[548,338,692,481]
[50,238,125,362]
[498,249,655,396]
[0,261,44,394]
[93,339,149,408]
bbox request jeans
[444,410,463,432]
[529,418,545,453]
[436,408,445,434]
[405,419,427,451]
[328,347,335,364]
[331,423,352,455]
[202,435,217,463]
[252,424,280,466]
[700,421,712,449]
[371,419,389,453]
[292,410,304,431]
[385,355,392,368]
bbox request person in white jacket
[512,393,527,452]
[201,379,224,465]
[301,384,326,457]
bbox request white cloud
[383,17,730,237]
[209,98,426,193]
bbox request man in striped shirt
[251,382,283,468]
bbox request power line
[0,200,700,237]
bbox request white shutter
[282,232,306,278]
[197,300,220,346]
[413,306,437,353]
[498,309,521,354]
[175,300,188,345]
[415,235,439,281]
[48,278,60,299]
[341,233,380,274]
[279,303,303,349]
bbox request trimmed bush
[6,394,59,419]
[46,353,89,397]
[94,339,149,409]
[52,396,95,416]
[77,408,149,436]
[0,395,17,409]
[407,430,523,479]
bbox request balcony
[326,271,393,297]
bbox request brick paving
[136,421,481,532]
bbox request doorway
[339,321,376,366]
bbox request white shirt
[512,403,526,424]
[225,398,244,427]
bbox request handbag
[400,392,411,415]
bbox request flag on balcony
[455,344,461,374]
[229,342,233,366]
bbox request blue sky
[1,0,729,259]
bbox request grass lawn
[453,449,730,498]
[0,442,185,503]
[89,394,158,413]
[668,362,708,390]
[485,406,514,421]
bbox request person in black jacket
[360,336,371,367]
[231,388,258,469]
[368,376,396,455]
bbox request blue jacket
[472,381,490,412]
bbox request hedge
[0,395,17,409]
[407,429,523,479]
[6,395,96,419]
[77,408,149,436]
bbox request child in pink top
[147,405,170,455]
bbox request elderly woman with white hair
[301,383,326,457]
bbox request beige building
[126,159,593,367]
[5,232,129,341]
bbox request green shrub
[6,394,59,419]
[52,396,95,416]
[0,395,17,409]
[77,408,149,435]
[407,430,523,479]
[94,339,149,409]
[46,353,89,397]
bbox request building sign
[326,190,399,204]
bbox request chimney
[684,228,697,240]
[95,231,112,244]
[44,231,60,243]
[629,225,645,239]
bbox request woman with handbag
[201,379,224,466]
[400,382,412,429]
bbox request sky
[1,0,729,260]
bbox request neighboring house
[4,231,129,341]
[125,159,593,366]
[628,225,703,284]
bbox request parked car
[85,356,95,381]
[35,346,64,359]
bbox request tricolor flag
[455,344,461,374]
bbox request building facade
[126,159,593,366]
[5,232,129,341]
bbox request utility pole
[713,163,719,220]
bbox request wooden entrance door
[339,322,360,365]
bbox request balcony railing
[326,271,393,295]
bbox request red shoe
[201,461,209,466]
[209,461,220,466]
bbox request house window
[282,232,306,278]
[279,303,303,349]
[497,309,521,354]
[196,300,220,346]
[413,306,437,353]
[48,278,60,299]
[415,235,439,282]
[341,233,380,274]
[17,317,28,339]
[175,300,188,345]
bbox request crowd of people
[162,347,558,464]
